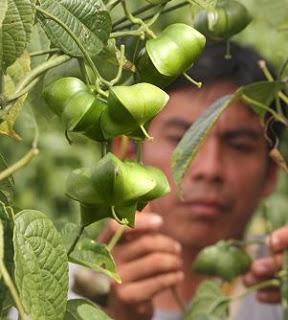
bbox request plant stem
[29,48,61,57]
[35,6,110,95]
[0,261,26,320]
[241,94,288,126]
[111,206,129,225]
[258,60,288,111]
[0,148,39,182]
[109,45,126,86]
[114,1,190,31]
[171,287,186,313]
[0,55,71,116]
[107,0,122,10]
[183,72,202,88]
[67,225,85,256]
[107,225,127,251]
[230,278,280,302]
[5,78,39,105]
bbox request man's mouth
[180,198,231,218]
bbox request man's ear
[261,159,278,197]
[112,136,136,160]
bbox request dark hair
[167,41,284,147]
[168,41,275,89]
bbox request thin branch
[107,225,127,251]
[0,148,39,182]
[67,225,85,256]
[0,261,26,319]
[29,48,61,57]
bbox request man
[91,42,287,320]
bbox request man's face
[142,81,276,249]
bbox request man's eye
[228,142,256,152]
[165,135,183,144]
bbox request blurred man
[94,42,287,320]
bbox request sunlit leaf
[0,51,31,139]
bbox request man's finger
[98,212,163,243]
[266,225,288,253]
[256,289,281,304]
[248,253,283,278]
[113,271,184,303]
[114,234,182,262]
[118,252,182,282]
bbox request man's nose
[187,137,224,183]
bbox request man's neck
[153,245,206,311]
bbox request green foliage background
[1,0,288,234]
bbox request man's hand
[99,210,184,320]
[243,225,288,303]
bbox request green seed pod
[66,154,157,206]
[43,77,88,116]
[80,202,137,227]
[136,165,170,211]
[100,83,169,140]
[136,23,206,87]
[194,0,252,40]
[192,241,252,281]
[43,77,108,141]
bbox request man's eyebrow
[162,118,192,130]
[221,128,263,140]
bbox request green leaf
[0,0,34,71]
[0,202,14,315]
[238,81,285,118]
[0,0,8,28]
[69,238,121,283]
[172,95,234,190]
[64,299,113,320]
[1,51,31,139]
[13,210,68,320]
[184,281,229,320]
[0,154,14,205]
[27,23,51,68]
[61,222,84,253]
[38,0,112,57]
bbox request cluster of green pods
[192,240,252,281]
[194,0,252,41]
[43,78,169,141]
[66,153,170,226]
[136,23,206,88]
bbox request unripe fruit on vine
[194,0,252,40]
[136,23,206,88]
[43,77,107,141]
[80,202,137,227]
[66,153,156,206]
[43,77,88,116]
[192,240,252,281]
[100,83,169,140]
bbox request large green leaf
[0,0,8,28]
[184,281,229,320]
[0,0,34,71]
[13,210,68,320]
[69,238,121,283]
[64,299,113,320]
[38,0,112,57]
[0,154,14,204]
[172,95,234,190]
